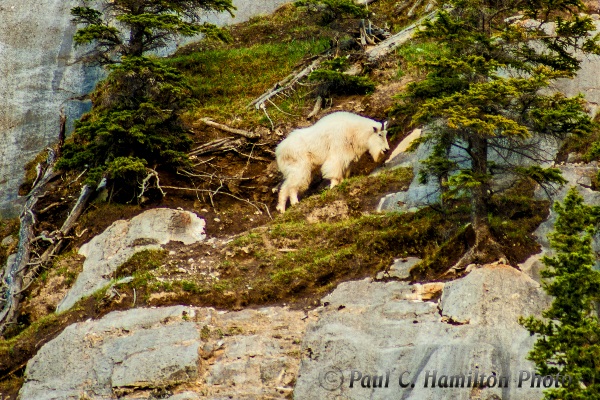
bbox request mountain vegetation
[3,0,600,397]
[57,0,236,198]
[521,189,600,398]
[395,0,599,268]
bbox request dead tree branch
[0,109,96,334]
[365,10,438,62]
[199,118,259,139]
[0,149,58,334]
[20,184,94,297]
[188,137,243,156]
[249,57,325,110]
[307,96,323,119]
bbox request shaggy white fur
[275,111,389,212]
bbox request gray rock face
[0,0,100,218]
[0,0,291,218]
[552,19,600,117]
[19,305,306,400]
[20,264,553,399]
[19,306,199,400]
[520,161,600,281]
[57,208,206,313]
[378,135,441,212]
[295,264,552,400]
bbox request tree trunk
[452,136,505,270]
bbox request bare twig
[138,168,166,198]
[162,185,271,218]
[260,103,275,130]
[307,96,323,119]
[267,99,300,117]
[231,148,272,162]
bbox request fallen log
[365,10,438,62]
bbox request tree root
[445,223,508,276]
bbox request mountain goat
[275,111,389,213]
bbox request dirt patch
[306,200,349,223]
[20,253,85,323]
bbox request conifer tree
[396,0,599,267]
[59,0,235,197]
[520,187,600,398]
[71,0,235,64]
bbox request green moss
[115,249,167,279]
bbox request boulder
[56,209,206,313]
[295,264,552,400]
[19,306,199,400]
[19,305,307,399]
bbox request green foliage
[394,0,598,240]
[514,166,567,187]
[309,56,376,96]
[57,57,193,192]
[71,0,236,63]
[61,0,238,197]
[115,249,167,281]
[520,188,600,399]
[294,0,368,24]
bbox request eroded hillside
[2,1,600,399]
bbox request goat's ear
[373,126,378,133]
[382,121,388,130]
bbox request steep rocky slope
[3,2,600,400]
[0,0,290,218]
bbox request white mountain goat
[275,111,389,212]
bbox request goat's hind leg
[278,165,310,212]
[277,181,290,213]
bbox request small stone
[387,257,421,279]
[465,263,477,273]
[1,235,15,247]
